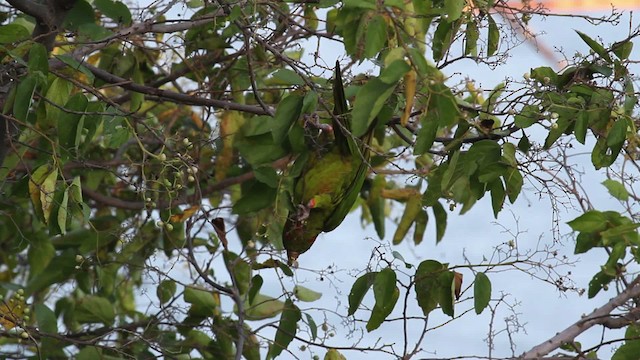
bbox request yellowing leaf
[401,69,417,126]
[239,293,285,320]
[169,205,201,223]
[40,168,58,224]
[0,296,26,330]
[28,165,58,224]
[293,285,322,302]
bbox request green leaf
[438,271,455,317]
[414,110,440,154]
[367,268,399,331]
[0,24,30,43]
[441,150,461,190]
[352,78,395,137]
[94,0,132,25]
[602,179,629,201]
[575,232,601,254]
[432,201,447,243]
[233,181,278,215]
[305,313,318,341]
[344,0,377,9]
[35,303,58,333]
[364,15,387,58]
[184,287,218,316]
[487,15,499,56]
[14,74,38,122]
[587,270,614,298]
[301,90,319,114]
[567,211,608,232]
[28,234,55,278]
[54,54,96,83]
[157,280,177,304]
[392,195,422,245]
[612,325,640,360]
[248,275,263,305]
[514,105,539,128]
[57,188,69,234]
[76,347,103,360]
[575,30,612,63]
[607,117,628,148]
[241,293,285,320]
[379,59,411,84]
[445,0,465,22]
[464,20,479,55]
[75,295,115,325]
[574,111,589,144]
[58,93,89,154]
[517,134,531,153]
[26,250,77,295]
[433,20,454,61]
[278,261,294,277]
[348,272,377,316]
[415,260,446,315]
[368,175,386,239]
[64,0,95,30]
[236,133,287,166]
[504,168,522,204]
[592,137,620,170]
[612,40,633,60]
[293,285,322,302]
[253,166,279,188]
[489,179,505,218]
[268,299,301,359]
[272,95,304,143]
[473,272,491,314]
[45,77,73,128]
[413,209,428,245]
[272,69,305,86]
[28,43,49,75]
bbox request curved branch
[520,276,640,358]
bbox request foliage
[0,0,639,358]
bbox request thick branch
[6,0,48,21]
[520,277,640,358]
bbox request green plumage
[283,62,374,265]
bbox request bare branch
[520,277,640,358]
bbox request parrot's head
[282,217,320,266]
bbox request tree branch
[520,277,640,358]
[83,156,293,210]
[82,62,272,116]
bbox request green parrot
[283,62,375,265]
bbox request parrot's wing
[332,61,357,157]
[321,63,375,232]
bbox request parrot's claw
[304,113,333,134]
[294,203,311,221]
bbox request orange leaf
[170,205,201,223]
[453,271,463,300]
[0,296,25,330]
